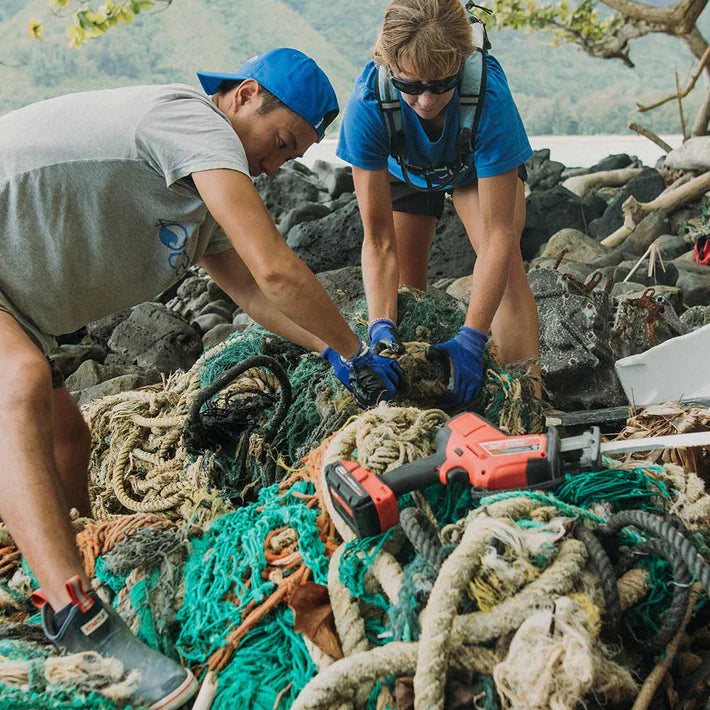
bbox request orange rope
[76,514,175,577]
[208,563,310,672]
[0,546,21,576]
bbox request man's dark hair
[214,80,284,115]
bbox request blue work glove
[368,318,406,356]
[427,326,487,411]
[321,339,404,407]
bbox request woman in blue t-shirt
[336,0,540,410]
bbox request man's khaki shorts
[0,289,64,388]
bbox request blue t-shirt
[336,54,532,190]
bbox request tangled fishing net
[0,287,709,709]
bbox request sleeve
[473,56,533,179]
[203,225,233,256]
[336,69,390,171]
[135,94,252,187]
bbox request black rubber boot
[39,576,197,710]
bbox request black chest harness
[375,48,488,192]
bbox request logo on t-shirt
[158,220,190,278]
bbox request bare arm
[199,248,327,352]
[352,167,400,322]
[461,169,519,332]
[192,168,359,358]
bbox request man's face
[393,62,457,121]
[227,81,317,177]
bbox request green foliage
[484,0,622,49]
[34,0,156,48]
[2,0,710,135]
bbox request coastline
[299,134,685,170]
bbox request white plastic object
[614,323,710,406]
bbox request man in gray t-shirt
[0,48,403,709]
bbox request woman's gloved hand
[427,326,487,411]
[321,338,404,407]
[368,318,405,356]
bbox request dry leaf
[288,582,343,660]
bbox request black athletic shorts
[390,164,528,219]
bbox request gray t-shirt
[0,84,247,338]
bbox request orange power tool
[325,411,601,538]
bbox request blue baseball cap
[197,48,339,142]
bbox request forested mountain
[0,0,707,134]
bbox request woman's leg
[453,179,541,368]
[393,211,437,289]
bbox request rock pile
[51,145,710,411]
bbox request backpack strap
[456,49,487,168]
[376,64,405,164]
[375,50,487,192]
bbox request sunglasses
[389,69,461,95]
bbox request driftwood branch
[628,122,673,151]
[601,170,710,247]
[562,167,644,197]
[676,70,688,139]
[691,86,710,135]
[637,45,710,112]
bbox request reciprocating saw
[325,411,602,538]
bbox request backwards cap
[197,47,339,142]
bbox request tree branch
[599,0,682,24]
[637,45,710,111]
[628,121,673,151]
[599,0,705,31]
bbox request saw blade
[600,430,710,456]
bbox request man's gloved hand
[368,318,405,356]
[321,339,404,407]
[427,326,487,411]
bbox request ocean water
[298,134,685,170]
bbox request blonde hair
[372,0,475,79]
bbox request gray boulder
[588,168,666,240]
[522,186,588,261]
[74,373,160,407]
[613,260,678,287]
[232,312,257,331]
[198,299,235,321]
[50,343,106,379]
[85,310,132,346]
[524,149,565,191]
[588,154,635,172]
[622,211,670,256]
[445,275,473,305]
[176,275,209,302]
[538,228,617,264]
[316,265,365,312]
[288,200,363,273]
[312,160,354,198]
[67,360,159,393]
[107,303,202,373]
[255,162,325,221]
[192,313,228,334]
[279,203,332,237]
[581,193,608,223]
[654,234,692,260]
[675,268,710,306]
[202,324,240,350]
